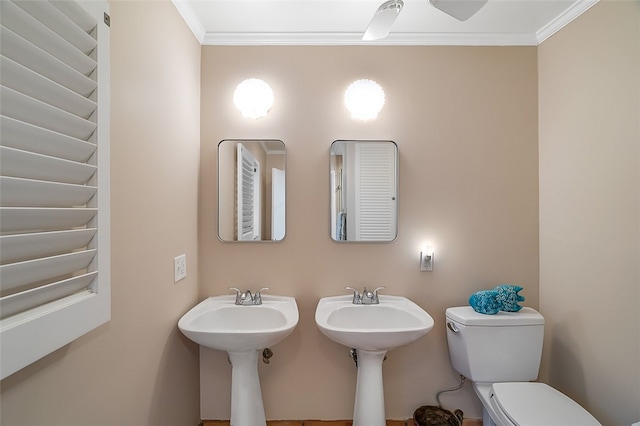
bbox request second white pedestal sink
[315,294,434,426]
[179,294,298,426]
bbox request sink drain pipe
[349,348,386,368]
[349,348,358,368]
[262,348,273,364]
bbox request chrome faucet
[345,286,385,304]
[229,287,269,305]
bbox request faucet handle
[253,287,269,304]
[345,286,360,295]
[372,286,385,303]
[372,286,385,296]
[229,287,244,304]
[345,286,362,304]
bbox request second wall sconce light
[233,78,274,119]
[420,246,433,272]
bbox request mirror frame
[217,139,287,242]
[330,140,398,243]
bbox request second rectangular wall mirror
[218,139,286,242]
[330,140,398,242]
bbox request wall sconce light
[420,246,433,272]
[344,79,385,121]
[233,78,274,119]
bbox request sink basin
[178,294,298,352]
[315,294,434,351]
[315,294,434,426]
[179,294,298,426]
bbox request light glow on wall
[233,78,274,119]
[344,79,385,121]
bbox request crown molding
[201,32,538,46]
[172,0,206,43]
[537,0,599,44]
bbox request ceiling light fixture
[429,0,488,21]
[233,78,274,119]
[344,79,385,121]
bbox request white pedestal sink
[315,294,434,426]
[179,294,298,426]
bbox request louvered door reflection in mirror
[330,140,398,242]
[218,140,286,242]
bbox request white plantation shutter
[355,142,397,241]
[0,0,110,379]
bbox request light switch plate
[174,254,187,283]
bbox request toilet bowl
[445,306,601,426]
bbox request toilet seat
[490,382,601,426]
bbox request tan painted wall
[0,2,202,425]
[10,2,636,424]
[538,1,640,425]
[199,46,539,420]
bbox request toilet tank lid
[492,382,602,426]
[446,306,544,326]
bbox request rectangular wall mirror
[330,140,398,242]
[218,139,286,242]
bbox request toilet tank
[445,306,544,383]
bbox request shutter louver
[241,153,255,234]
[237,143,260,241]
[0,0,109,379]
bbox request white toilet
[445,306,601,426]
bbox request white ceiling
[172,0,598,46]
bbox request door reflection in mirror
[330,140,398,242]
[218,140,286,242]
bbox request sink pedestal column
[228,350,266,426]
[353,349,387,426]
